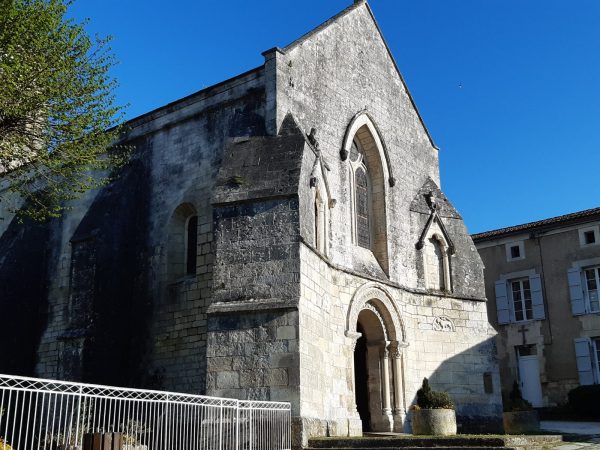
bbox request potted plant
[411,378,457,435]
[0,407,12,450]
[503,381,539,434]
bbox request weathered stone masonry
[0,1,502,447]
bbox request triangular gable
[411,177,461,254]
[281,0,438,150]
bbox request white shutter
[574,338,595,385]
[495,280,510,324]
[529,274,545,320]
[568,268,586,315]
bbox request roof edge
[281,1,438,151]
[121,65,264,131]
[472,206,600,242]
[362,2,438,150]
[282,1,365,52]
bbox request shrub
[416,378,455,410]
[568,385,600,418]
[504,381,533,412]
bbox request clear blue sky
[68,0,600,234]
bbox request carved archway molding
[340,111,395,187]
[345,282,407,345]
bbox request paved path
[541,421,600,450]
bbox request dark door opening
[354,324,371,431]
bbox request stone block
[265,368,288,386]
[277,326,297,340]
[216,371,239,389]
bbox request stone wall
[295,244,501,443]
[9,68,268,393]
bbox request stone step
[308,435,563,449]
[307,447,518,450]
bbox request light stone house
[473,207,600,408]
[0,1,502,445]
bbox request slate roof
[472,206,600,242]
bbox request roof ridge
[283,1,365,52]
[281,1,439,150]
[472,206,600,241]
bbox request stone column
[381,342,393,432]
[442,247,452,292]
[391,341,407,432]
[346,331,363,436]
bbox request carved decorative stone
[432,316,455,332]
[340,147,349,161]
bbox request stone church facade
[0,1,502,444]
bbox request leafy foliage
[416,378,455,410]
[0,0,128,220]
[567,385,600,418]
[504,380,533,412]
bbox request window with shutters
[594,338,600,382]
[584,266,600,312]
[495,273,544,324]
[574,338,597,385]
[511,278,533,322]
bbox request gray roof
[472,206,600,242]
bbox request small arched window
[167,203,197,282]
[186,215,198,276]
[423,232,452,293]
[425,236,445,291]
[312,177,329,256]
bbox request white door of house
[518,355,543,407]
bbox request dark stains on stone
[0,215,50,376]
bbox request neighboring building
[0,1,502,444]
[473,207,600,408]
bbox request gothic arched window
[343,114,390,275]
[350,139,372,250]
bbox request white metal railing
[0,374,291,450]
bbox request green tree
[0,0,128,221]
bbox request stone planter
[411,408,457,435]
[502,410,539,434]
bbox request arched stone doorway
[346,284,408,433]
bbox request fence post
[236,400,240,450]
[250,405,253,450]
[74,384,83,447]
[219,400,223,450]
[164,394,170,450]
